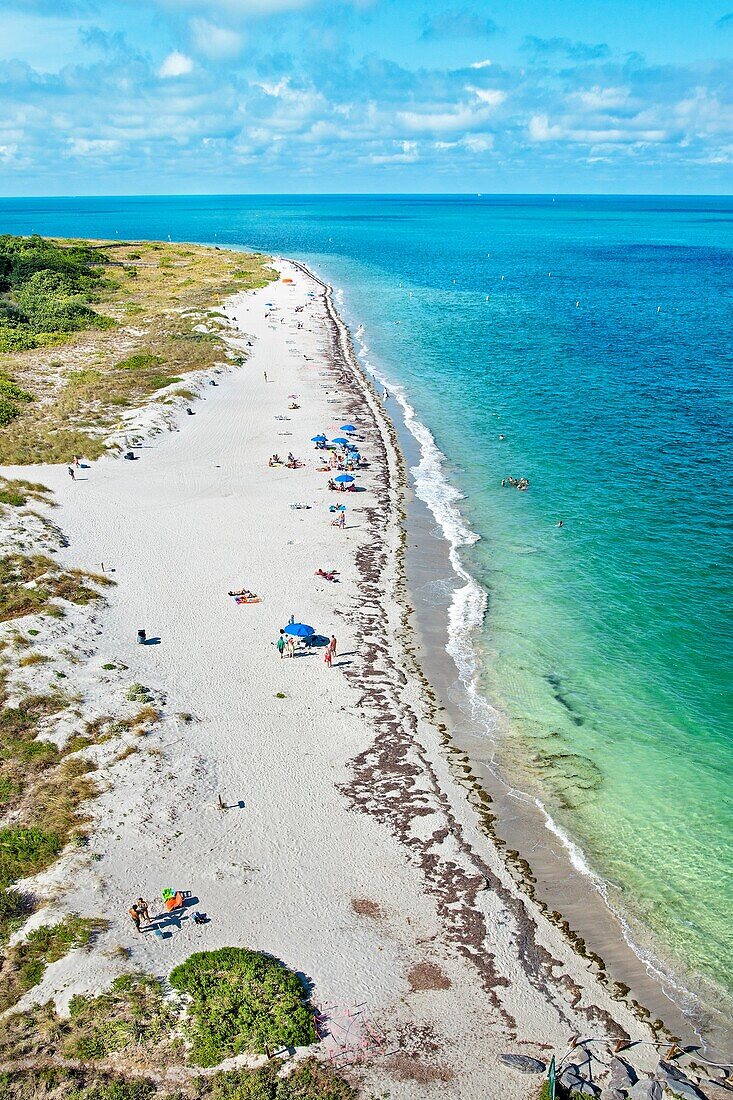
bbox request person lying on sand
[315,568,339,581]
[229,588,256,598]
[269,454,282,467]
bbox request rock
[660,1080,706,1100]
[610,1057,639,1090]
[658,1063,690,1084]
[561,1065,583,1088]
[571,1082,601,1097]
[656,1062,707,1100]
[602,1089,629,1100]
[630,1079,662,1100]
[499,1054,547,1074]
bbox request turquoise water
[2,196,731,1011]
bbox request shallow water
[3,194,732,1011]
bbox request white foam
[332,286,721,1045]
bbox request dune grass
[0,914,106,1011]
[0,237,274,464]
[0,551,114,623]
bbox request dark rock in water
[630,1079,662,1100]
[610,1057,639,1090]
[499,1054,547,1074]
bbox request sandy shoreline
[2,257,729,1095]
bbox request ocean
[2,194,731,1025]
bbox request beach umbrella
[332,437,349,445]
[340,425,356,432]
[283,622,315,637]
[334,474,354,484]
[311,434,327,442]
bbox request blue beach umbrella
[283,622,315,637]
[340,425,356,432]
[335,474,355,484]
[332,437,349,445]
[311,434,327,442]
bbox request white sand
[1,260,667,1097]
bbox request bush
[0,826,63,887]
[169,948,317,1066]
[116,353,162,370]
[207,1060,356,1100]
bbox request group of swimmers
[501,476,530,491]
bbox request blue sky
[0,0,732,194]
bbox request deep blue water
[1,194,732,1010]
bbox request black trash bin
[137,629,146,644]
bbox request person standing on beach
[68,466,75,481]
[73,454,80,468]
[264,370,268,383]
[329,635,337,659]
[277,630,286,658]
[128,903,142,933]
[287,636,295,659]
[338,510,346,529]
[324,646,333,669]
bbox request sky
[0,0,732,195]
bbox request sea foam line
[348,305,710,1034]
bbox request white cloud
[462,133,494,152]
[466,87,506,107]
[67,138,120,156]
[570,86,630,110]
[398,103,497,133]
[469,59,492,69]
[158,51,194,78]
[528,113,670,145]
[191,19,242,59]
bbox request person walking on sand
[73,454,80,468]
[324,646,333,669]
[277,630,286,659]
[68,466,75,481]
[264,370,268,383]
[287,636,295,659]
[329,635,337,660]
[128,903,142,933]
[338,510,345,529]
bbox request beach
[2,256,729,1097]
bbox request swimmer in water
[557,520,564,528]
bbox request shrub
[0,826,63,886]
[169,947,317,1066]
[116,353,162,371]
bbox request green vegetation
[126,683,152,702]
[0,966,353,1099]
[0,236,112,353]
[169,948,317,1066]
[0,476,53,508]
[0,552,113,622]
[0,1060,354,1100]
[0,914,106,1011]
[0,236,273,464]
[0,887,32,944]
[0,826,62,887]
